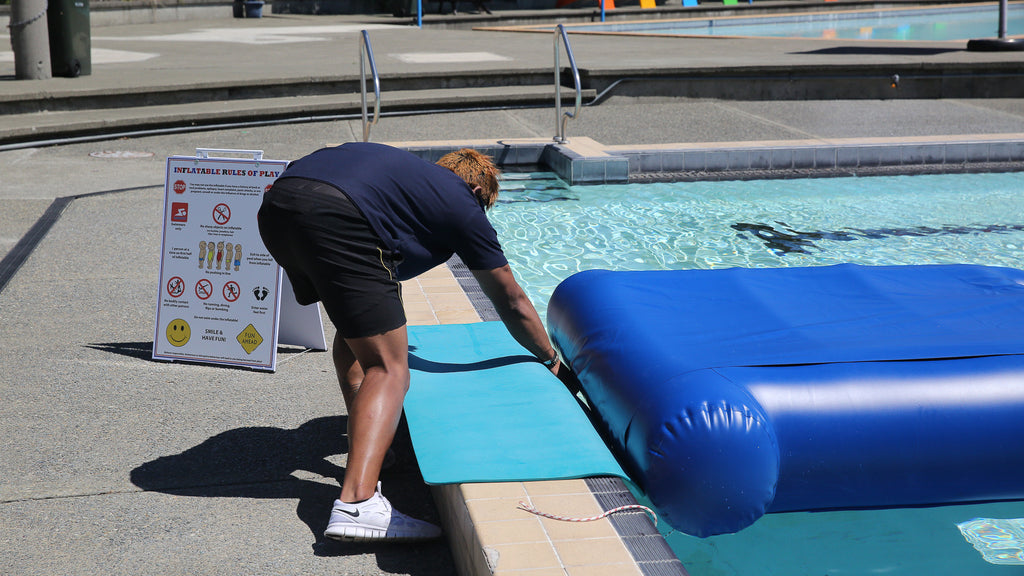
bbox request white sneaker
[324,482,442,542]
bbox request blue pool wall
[403,136,1024,185]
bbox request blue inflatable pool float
[547,264,1024,538]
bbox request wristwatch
[542,355,559,369]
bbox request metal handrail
[553,24,582,144]
[998,0,1008,39]
[359,30,381,143]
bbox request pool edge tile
[413,264,661,576]
[393,136,1024,184]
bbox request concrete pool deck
[3,0,1024,147]
[2,2,1024,575]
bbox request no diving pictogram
[167,276,185,298]
[223,281,240,302]
[195,278,214,300]
[212,203,231,225]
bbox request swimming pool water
[491,170,1024,575]
[494,171,1024,321]
[570,4,1023,41]
[653,497,1024,575]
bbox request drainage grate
[586,476,689,576]
[445,254,500,321]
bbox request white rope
[517,500,658,526]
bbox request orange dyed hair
[436,148,501,210]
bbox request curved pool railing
[359,30,381,143]
[554,24,582,144]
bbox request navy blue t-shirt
[279,142,508,280]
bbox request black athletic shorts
[257,177,405,339]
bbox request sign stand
[278,273,329,351]
[152,149,326,372]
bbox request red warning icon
[173,180,187,194]
[223,281,240,302]
[166,276,185,298]
[195,278,214,300]
[212,203,231,225]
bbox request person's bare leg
[337,325,410,503]
[332,333,362,412]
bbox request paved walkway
[2,3,1024,575]
[2,2,1024,145]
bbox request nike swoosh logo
[338,508,360,518]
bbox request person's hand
[548,357,561,377]
[548,358,585,394]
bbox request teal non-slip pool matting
[404,321,626,485]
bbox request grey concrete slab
[564,98,820,144]
[2,97,1024,197]
[716,99,1024,140]
[0,199,52,260]
[0,491,452,575]
[0,147,165,200]
[3,8,1024,145]
[0,187,454,575]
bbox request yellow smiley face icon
[166,319,191,347]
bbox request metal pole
[9,0,52,80]
[360,36,369,141]
[966,0,1020,51]
[998,0,1007,40]
[359,30,381,143]
[553,24,582,144]
[554,27,562,143]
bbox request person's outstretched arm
[472,265,563,376]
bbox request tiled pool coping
[395,133,1024,184]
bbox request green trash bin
[48,0,91,77]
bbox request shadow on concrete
[86,340,326,366]
[130,416,453,571]
[86,341,154,360]
[793,46,963,56]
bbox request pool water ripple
[492,172,1024,321]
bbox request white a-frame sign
[153,149,326,371]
